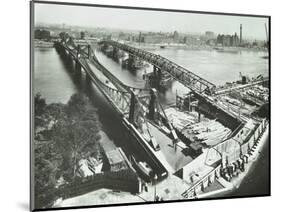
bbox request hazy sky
[34,3,269,40]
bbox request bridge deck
[88,61,116,90]
[147,122,193,173]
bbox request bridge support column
[112,47,119,62]
[85,73,91,82]
[182,93,193,112]
[127,54,136,70]
[66,51,74,64]
[88,45,91,59]
[77,45,81,58]
[197,100,202,122]
[75,60,81,73]
[129,91,137,124]
[153,65,162,88]
[148,88,157,121]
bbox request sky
[34,2,269,40]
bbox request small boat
[131,156,153,181]
[214,47,239,54]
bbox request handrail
[182,165,221,197]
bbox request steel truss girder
[100,40,216,95]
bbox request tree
[34,93,46,116]
[46,103,66,123]
[52,93,102,179]
[65,93,89,120]
[33,93,102,208]
[34,141,61,209]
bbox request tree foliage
[33,93,102,208]
[34,93,46,116]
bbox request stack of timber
[183,120,231,147]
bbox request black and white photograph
[31,1,270,211]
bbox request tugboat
[214,47,239,54]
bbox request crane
[264,23,269,48]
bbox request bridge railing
[62,42,132,115]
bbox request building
[105,148,129,172]
[217,32,239,46]
[77,157,103,177]
[138,32,173,44]
[35,29,51,40]
[205,31,215,39]
[80,31,85,39]
[232,32,240,46]
[138,32,145,43]
[173,30,180,42]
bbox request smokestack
[240,24,242,44]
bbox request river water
[34,46,269,197]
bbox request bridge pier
[87,45,91,59]
[85,73,91,82]
[66,50,74,65]
[112,47,119,62]
[54,42,64,55]
[129,91,137,124]
[148,88,157,121]
[122,54,144,71]
[122,54,134,70]
[148,65,172,91]
[101,43,109,53]
[75,60,81,73]
[153,66,162,88]
[77,45,81,58]
[143,65,162,89]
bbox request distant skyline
[34,3,269,40]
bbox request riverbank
[34,39,54,48]
[127,42,267,53]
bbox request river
[34,46,269,198]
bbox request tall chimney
[240,24,242,44]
